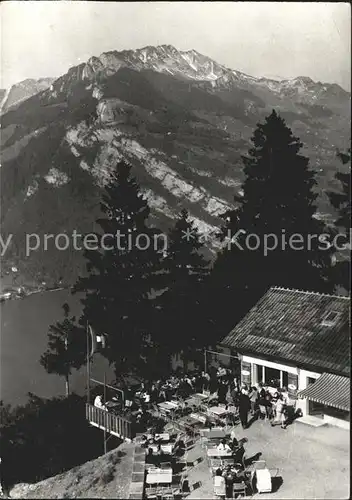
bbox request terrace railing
[86,403,133,441]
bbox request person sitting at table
[172,435,186,456]
[140,434,149,448]
[233,463,249,493]
[233,440,245,464]
[154,433,163,444]
[217,439,232,453]
[156,443,163,458]
[214,469,226,499]
[146,447,159,466]
[94,394,107,411]
[231,435,240,451]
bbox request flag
[88,324,106,357]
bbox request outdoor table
[200,428,227,439]
[195,392,209,399]
[146,469,173,485]
[165,401,179,409]
[155,433,170,441]
[158,401,178,411]
[207,448,233,458]
[158,402,172,413]
[208,406,228,417]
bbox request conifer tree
[74,160,165,378]
[328,148,351,291]
[209,110,335,337]
[155,209,210,369]
[40,303,85,396]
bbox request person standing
[249,386,258,415]
[238,392,251,429]
[202,371,210,391]
[217,380,227,404]
[271,394,285,427]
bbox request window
[264,366,281,388]
[322,311,341,326]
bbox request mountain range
[1,44,350,286]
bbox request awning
[298,373,350,412]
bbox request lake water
[0,289,112,407]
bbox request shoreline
[0,286,71,303]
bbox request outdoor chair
[232,481,247,498]
[160,462,172,469]
[145,488,158,499]
[258,405,267,420]
[176,451,188,469]
[213,484,226,499]
[159,486,174,499]
[146,464,158,472]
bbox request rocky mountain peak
[0,77,56,113]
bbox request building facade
[220,287,350,429]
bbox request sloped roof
[221,287,350,376]
[298,373,350,411]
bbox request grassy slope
[9,443,135,499]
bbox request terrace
[86,368,349,499]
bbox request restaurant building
[220,287,350,429]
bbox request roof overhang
[219,343,349,378]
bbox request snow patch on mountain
[218,177,242,188]
[44,168,69,187]
[26,180,39,198]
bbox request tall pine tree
[209,110,335,337]
[155,209,210,371]
[40,303,86,396]
[328,148,351,292]
[74,161,165,378]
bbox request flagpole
[103,371,107,454]
[87,322,90,405]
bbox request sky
[1,1,351,90]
